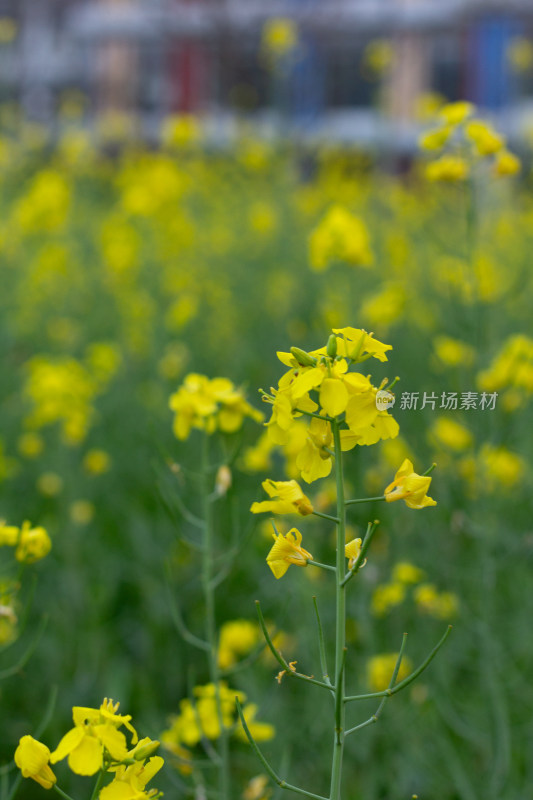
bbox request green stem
[200,432,230,800]
[89,768,107,800]
[294,408,335,423]
[345,634,408,737]
[53,786,77,800]
[255,601,332,691]
[329,418,346,800]
[307,559,336,573]
[312,596,331,686]
[345,496,386,507]
[344,625,452,703]
[236,698,328,800]
[312,510,340,524]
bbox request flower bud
[326,334,337,358]
[134,740,161,760]
[290,347,317,367]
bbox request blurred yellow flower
[261,18,298,59]
[218,620,260,669]
[15,521,52,564]
[371,582,406,616]
[170,374,263,440]
[392,562,425,584]
[309,206,373,271]
[70,500,95,526]
[431,418,473,452]
[494,150,521,176]
[426,155,469,182]
[414,584,459,619]
[439,101,475,126]
[37,472,63,497]
[17,432,44,459]
[433,336,476,368]
[83,449,111,475]
[367,653,413,692]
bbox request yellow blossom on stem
[344,537,363,569]
[15,736,57,790]
[296,417,334,483]
[266,528,313,579]
[384,459,436,509]
[100,738,164,800]
[250,479,313,516]
[50,698,137,776]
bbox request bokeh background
[1,2,533,800]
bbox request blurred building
[0,0,532,147]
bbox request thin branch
[0,614,48,680]
[293,408,334,423]
[307,560,336,574]
[345,625,452,704]
[255,601,332,692]
[345,633,407,737]
[165,571,210,652]
[235,698,328,800]
[311,510,340,524]
[345,496,386,507]
[389,625,452,695]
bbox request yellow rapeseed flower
[345,537,362,569]
[384,459,436,509]
[251,479,313,516]
[266,528,313,579]
[51,698,137,776]
[99,738,164,800]
[15,736,56,789]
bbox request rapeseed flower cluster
[372,561,458,620]
[15,699,163,799]
[161,682,274,754]
[420,101,521,180]
[309,206,373,272]
[169,374,263,440]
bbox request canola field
[1,103,532,800]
